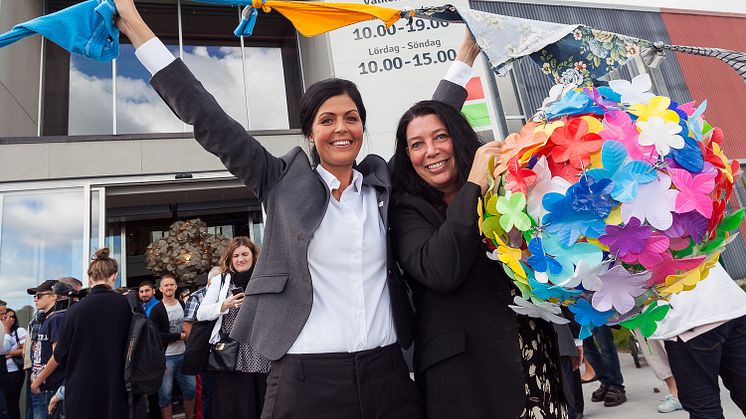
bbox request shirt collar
[316,165,363,194]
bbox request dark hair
[6,308,18,334]
[0,299,6,307]
[59,277,83,291]
[87,248,118,282]
[299,78,367,166]
[391,100,481,207]
[218,236,260,273]
[138,280,155,291]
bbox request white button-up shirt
[288,165,396,353]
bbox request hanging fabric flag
[225,0,402,37]
[0,0,118,62]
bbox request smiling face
[405,114,458,199]
[310,94,364,174]
[231,245,254,273]
[159,276,177,299]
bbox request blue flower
[569,298,614,332]
[542,178,609,245]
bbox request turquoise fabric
[0,0,119,62]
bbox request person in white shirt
[2,308,28,419]
[651,263,746,419]
[112,0,477,416]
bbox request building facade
[1,0,745,316]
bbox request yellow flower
[628,96,680,123]
[541,63,551,75]
[591,29,614,43]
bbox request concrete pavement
[579,351,741,418]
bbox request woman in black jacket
[390,100,568,419]
[53,248,132,419]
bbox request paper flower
[495,122,549,175]
[621,172,678,230]
[586,140,657,203]
[646,252,705,287]
[569,176,616,219]
[608,74,655,105]
[628,96,680,124]
[495,192,532,232]
[549,118,604,169]
[569,298,614,329]
[637,117,685,156]
[599,110,656,161]
[537,83,578,114]
[619,233,670,268]
[526,157,572,222]
[668,134,704,173]
[664,211,708,243]
[526,237,563,277]
[556,259,608,290]
[504,158,537,194]
[541,233,603,285]
[669,168,716,218]
[619,301,670,337]
[686,100,708,141]
[598,217,651,258]
[508,296,570,324]
[591,265,650,314]
[530,277,583,301]
[544,89,597,120]
[542,181,608,245]
[489,235,526,279]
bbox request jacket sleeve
[196,275,228,322]
[432,80,468,111]
[391,182,484,293]
[150,304,181,345]
[150,59,285,201]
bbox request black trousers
[1,370,24,419]
[213,371,267,419]
[261,344,424,419]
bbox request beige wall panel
[0,143,50,181]
[0,85,38,137]
[0,0,43,136]
[49,140,143,178]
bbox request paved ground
[580,352,741,418]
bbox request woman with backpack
[52,248,132,418]
[2,308,27,419]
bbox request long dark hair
[6,308,19,335]
[391,100,481,207]
[299,78,367,166]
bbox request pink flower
[574,61,587,71]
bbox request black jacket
[149,299,186,349]
[391,183,527,419]
[54,285,131,419]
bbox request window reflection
[0,189,84,312]
[68,55,113,135]
[116,43,184,134]
[183,45,289,130]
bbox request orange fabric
[255,1,401,37]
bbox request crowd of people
[0,0,744,417]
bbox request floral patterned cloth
[453,7,653,86]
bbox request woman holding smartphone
[196,236,268,418]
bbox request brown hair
[87,248,118,282]
[218,237,260,273]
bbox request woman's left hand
[466,140,504,194]
[30,379,41,394]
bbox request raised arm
[114,0,285,200]
[432,30,481,110]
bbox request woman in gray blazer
[114,0,475,416]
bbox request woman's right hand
[112,0,155,48]
[466,140,504,194]
[220,293,245,312]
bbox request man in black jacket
[149,274,194,419]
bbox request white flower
[637,116,685,156]
[555,260,608,290]
[608,74,655,105]
[508,296,570,325]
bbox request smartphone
[231,288,244,296]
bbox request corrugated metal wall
[468,1,692,115]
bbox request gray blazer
[150,59,468,360]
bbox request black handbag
[207,331,239,372]
[181,319,217,375]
